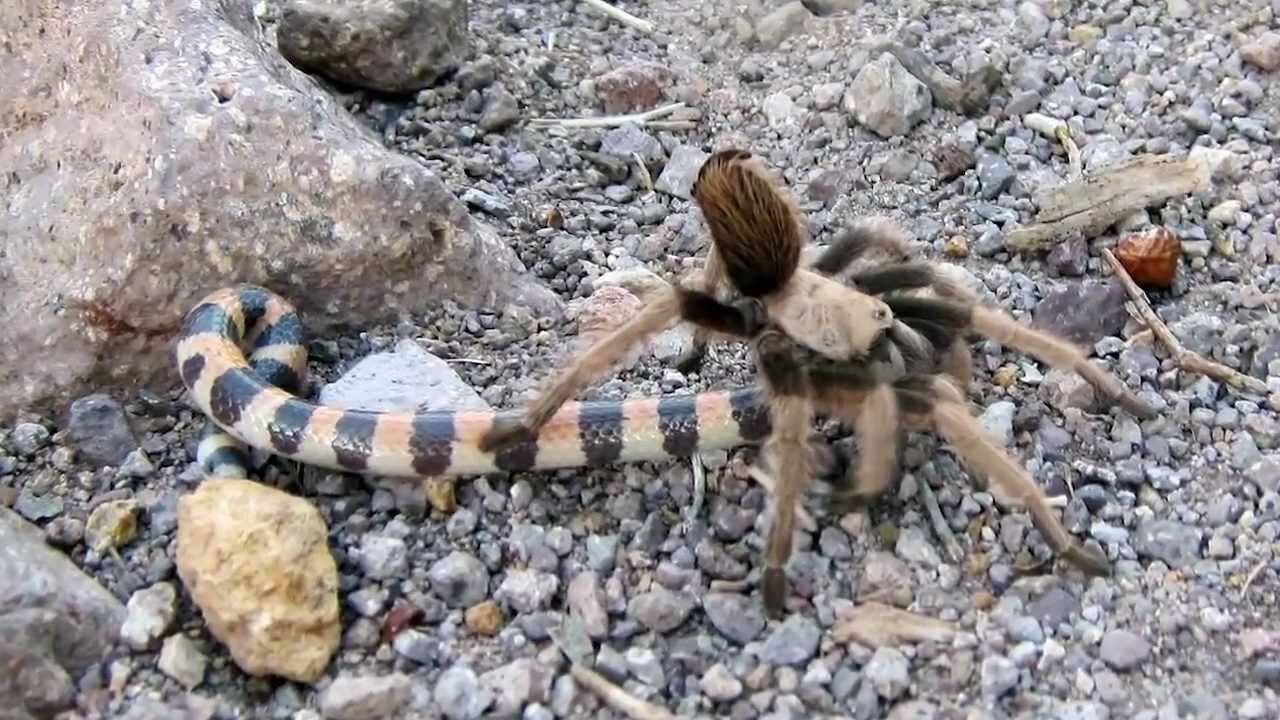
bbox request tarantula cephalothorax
[482,148,1157,616]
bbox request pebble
[759,615,821,666]
[864,647,910,700]
[10,423,50,456]
[703,592,766,644]
[1099,629,1152,671]
[119,582,177,651]
[320,673,412,720]
[628,589,694,634]
[701,663,743,702]
[981,655,1020,697]
[157,634,207,690]
[434,666,490,720]
[428,552,491,608]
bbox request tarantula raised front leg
[478,287,770,452]
[675,242,730,375]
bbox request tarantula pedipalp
[483,148,1156,616]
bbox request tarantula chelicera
[482,148,1156,616]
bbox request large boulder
[0,0,559,423]
[0,507,126,718]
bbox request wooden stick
[570,664,675,720]
[916,476,964,564]
[1054,125,1083,180]
[579,0,655,34]
[1103,249,1270,396]
[1006,154,1212,252]
[528,102,692,130]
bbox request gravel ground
[4,1,1280,719]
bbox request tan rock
[1241,31,1280,72]
[175,479,340,684]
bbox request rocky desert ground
[2,0,1279,719]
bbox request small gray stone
[9,423,50,457]
[760,615,821,666]
[703,592,766,644]
[479,84,520,131]
[428,552,490,608]
[1099,629,1151,671]
[624,647,665,687]
[157,634,207,690]
[480,659,554,718]
[357,534,407,580]
[276,0,470,93]
[495,569,559,614]
[1040,368,1097,413]
[117,449,154,479]
[844,52,933,138]
[508,152,541,182]
[980,401,1017,446]
[119,582,177,651]
[320,673,412,720]
[320,338,489,413]
[66,394,138,467]
[700,663,743,702]
[981,655,1019,697]
[1133,518,1203,568]
[755,1,811,49]
[628,589,693,633]
[864,646,910,700]
[599,124,664,165]
[566,572,609,639]
[654,145,708,200]
[392,629,438,665]
[586,534,619,574]
[976,152,1014,199]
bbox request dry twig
[579,0,655,34]
[1054,125,1083,180]
[570,664,675,720]
[917,476,964,564]
[528,102,693,130]
[1006,153,1213,252]
[1103,248,1270,396]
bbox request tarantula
[482,148,1156,616]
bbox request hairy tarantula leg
[968,306,1156,420]
[480,288,768,453]
[809,218,912,277]
[479,289,684,452]
[827,384,902,514]
[677,245,730,375]
[848,262,938,295]
[927,377,1111,577]
[753,329,816,618]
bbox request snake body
[176,285,774,480]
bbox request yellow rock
[422,476,456,513]
[175,478,340,684]
[85,499,139,554]
[1070,24,1103,47]
[943,235,969,258]
[993,365,1019,387]
[465,600,504,636]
